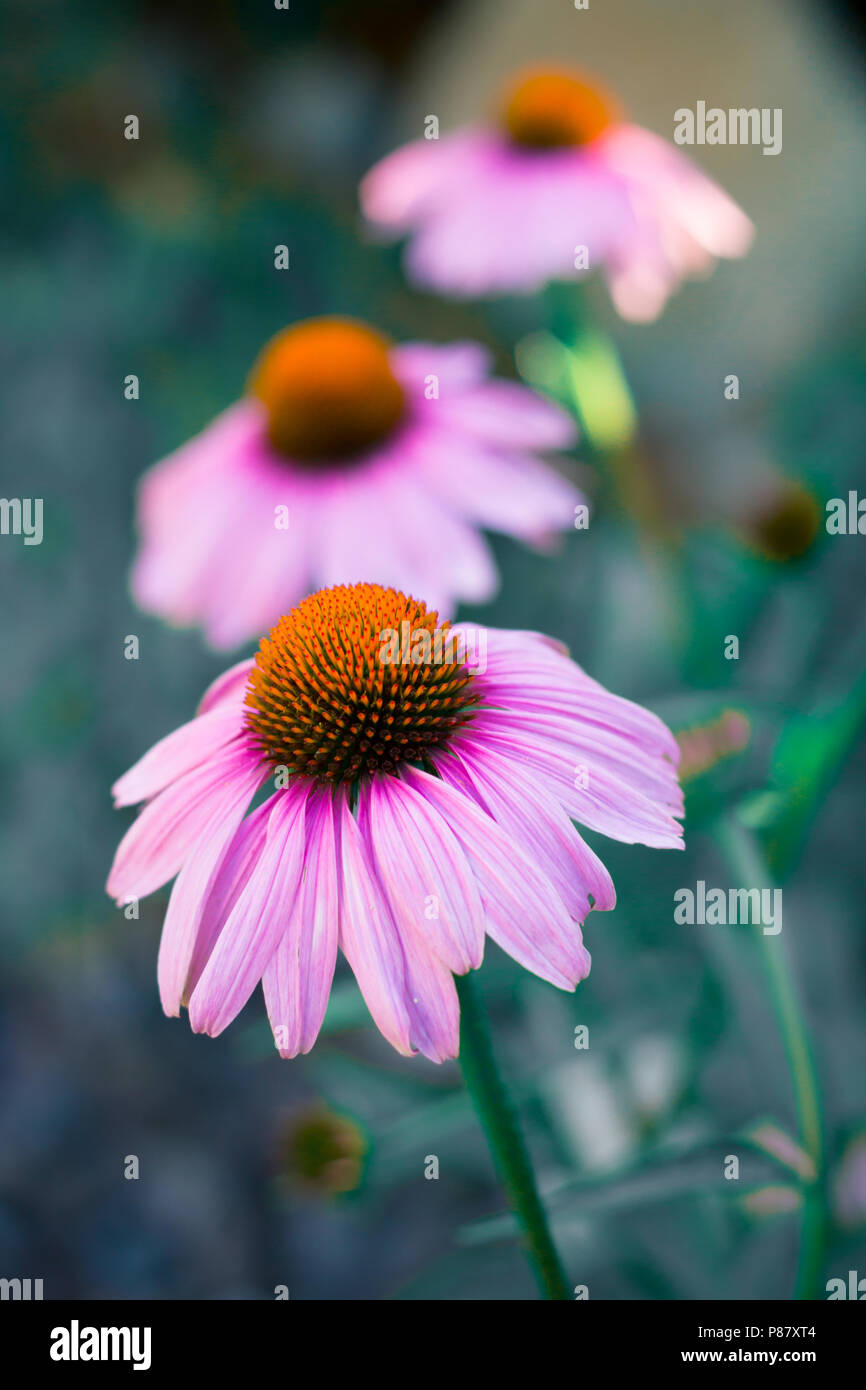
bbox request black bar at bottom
[1,1297,861,1375]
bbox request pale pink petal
[132,402,316,649]
[406,426,581,543]
[601,124,754,260]
[196,659,255,716]
[390,341,493,395]
[403,140,632,297]
[131,407,263,622]
[431,381,576,450]
[362,121,749,311]
[191,472,313,650]
[466,626,681,760]
[478,708,683,807]
[313,467,497,616]
[135,403,263,532]
[361,468,499,608]
[112,705,246,807]
[106,742,260,904]
[360,132,486,234]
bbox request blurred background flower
[274,1103,368,1198]
[360,64,753,317]
[130,319,581,646]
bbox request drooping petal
[188,783,308,1036]
[442,742,616,918]
[360,468,499,608]
[181,796,275,1005]
[131,406,262,624]
[478,707,683,806]
[401,138,633,297]
[337,792,459,1062]
[106,742,260,904]
[360,132,486,234]
[156,760,266,1015]
[431,380,577,451]
[262,787,339,1057]
[363,774,485,973]
[466,720,683,848]
[402,766,591,990]
[406,426,581,545]
[390,341,493,395]
[192,466,314,650]
[466,626,681,761]
[361,115,749,314]
[312,465,497,618]
[112,705,246,807]
[600,124,754,260]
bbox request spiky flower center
[501,68,620,149]
[247,317,406,465]
[244,584,481,784]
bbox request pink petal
[363,774,485,973]
[191,473,313,650]
[197,659,256,716]
[112,705,246,807]
[402,139,632,297]
[479,707,683,806]
[360,133,485,233]
[433,380,577,450]
[181,796,275,1005]
[106,742,259,903]
[262,787,339,1057]
[445,743,616,917]
[601,124,754,260]
[406,426,581,543]
[313,467,497,616]
[337,793,459,1062]
[188,784,308,1036]
[469,721,683,849]
[157,760,265,1015]
[402,766,590,991]
[390,341,493,395]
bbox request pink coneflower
[131,316,581,649]
[107,583,684,1062]
[361,67,753,321]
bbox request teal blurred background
[1,0,865,1299]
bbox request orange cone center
[244,584,481,784]
[501,68,620,149]
[248,318,406,463]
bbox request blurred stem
[539,281,689,657]
[715,813,826,1298]
[543,280,670,538]
[456,971,570,1300]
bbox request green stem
[715,813,826,1298]
[456,970,570,1300]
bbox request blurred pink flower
[361,68,753,321]
[107,584,684,1062]
[131,317,581,649]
